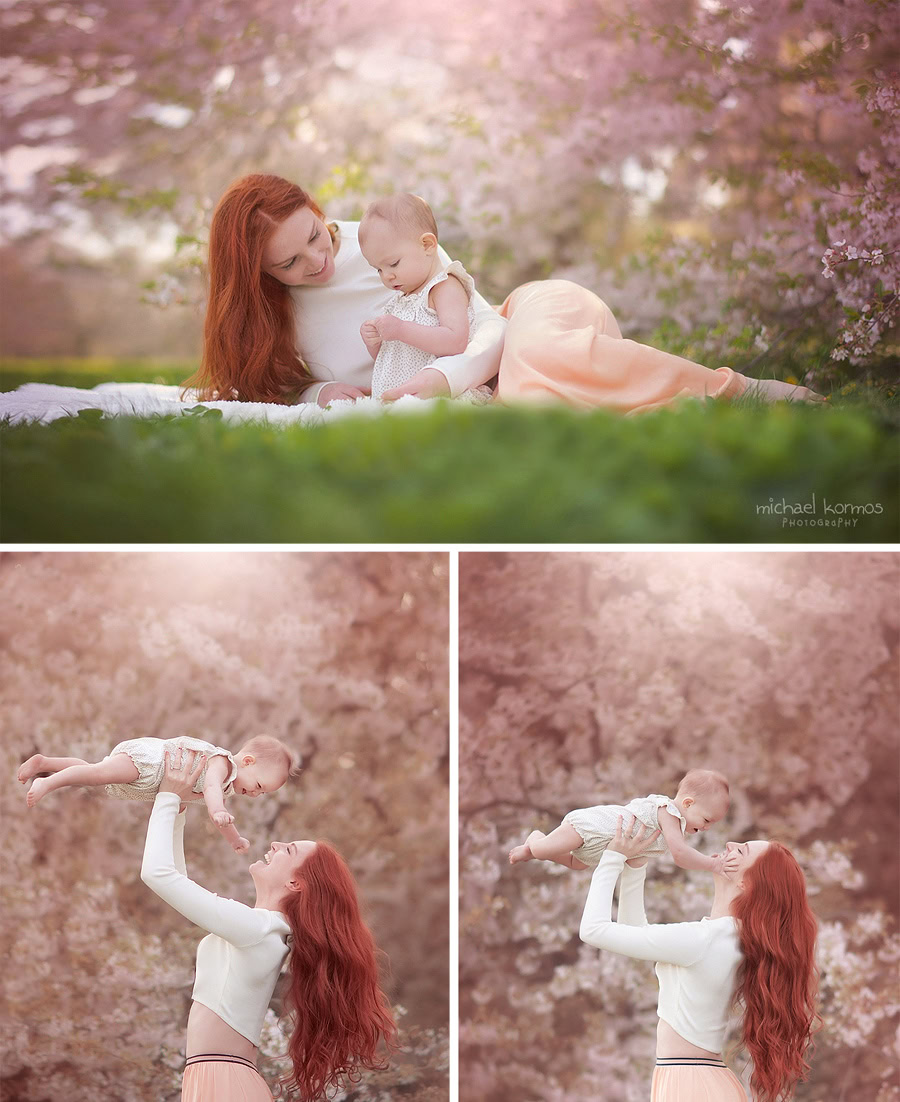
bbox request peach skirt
[182,1055,273,1102]
[651,1058,746,1101]
[494,280,747,414]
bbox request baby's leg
[18,754,91,783]
[26,754,140,807]
[528,825,590,868]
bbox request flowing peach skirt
[651,1058,746,1101]
[182,1055,273,1102]
[494,280,747,414]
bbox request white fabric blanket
[0,382,445,426]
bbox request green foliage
[1,401,896,543]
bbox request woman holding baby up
[579,814,819,1102]
[141,746,396,1101]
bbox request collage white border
[4,541,896,1102]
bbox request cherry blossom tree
[0,551,449,1102]
[459,551,899,1102]
[2,0,896,376]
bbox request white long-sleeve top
[140,791,291,1046]
[579,850,742,1054]
[290,221,507,402]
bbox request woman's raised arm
[578,850,710,966]
[140,750,273,946]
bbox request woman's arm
[141,750,270,944]
[579,851,709,966]
[141,792,270,945]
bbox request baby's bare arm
[383,276,470,357]
[658,809,720,872]
[200,754,230,815]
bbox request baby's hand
[360,320,381,342]
[711,852,740,876]
[233,836,250,855]
[211,810,234,828]
[374,314,404,341]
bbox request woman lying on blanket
[187,173,822,413]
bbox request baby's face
[359,218,436,295]
[235,759,286,798]
[680,794,728,834]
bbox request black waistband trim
[185,1054,260,1073]
[656,1057,727,1067]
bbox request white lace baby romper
[561,793,686,867]
[102,734,238,801]
[370,260,493,403]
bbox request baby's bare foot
[509,844,534,865]
[26,777,52,807]
[18,754,50,783]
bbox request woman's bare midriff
[186,1001,258,1062]
[656,1018,720,1060]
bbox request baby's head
[674,769,729,833]
[233,735,301,798]
[358,193,440,295]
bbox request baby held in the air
[509,769,738,876]
[19,734,299,854]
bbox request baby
[18,734,300,854]
[358,193,492,403]
[509,769,737,876]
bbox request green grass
[0,357,193,392]
[2,389,896,542]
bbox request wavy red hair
[186,174,335,404]
[276,842,397,1100]
[732,842,819,1102]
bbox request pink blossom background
[460,551,899,1102]
[0,551,449,1102]
[1,0,896,378]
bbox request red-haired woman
[141,747,396,1101]
[579,816,818,1102]
[188,173,821,412]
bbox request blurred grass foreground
[1,359,897,543]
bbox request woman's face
[262,206,336,287]
[250,839,316,891]
[718,839,769,886]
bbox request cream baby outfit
[103,735,238,801]
[562,794,686,867]
[141,791,290,1045]
[370,262,491,403]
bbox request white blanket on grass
[0,382,445,426]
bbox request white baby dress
[370,261,492,403]
[561,794,687,867]
[103,735,238,801]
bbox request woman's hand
[160,747,207,801]
[382,368,451,402]
[607,814,661,860]
[317,381,370,407]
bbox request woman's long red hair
[732,842,819,1102]
[186,174,333,403]
[277,842,397,1100]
